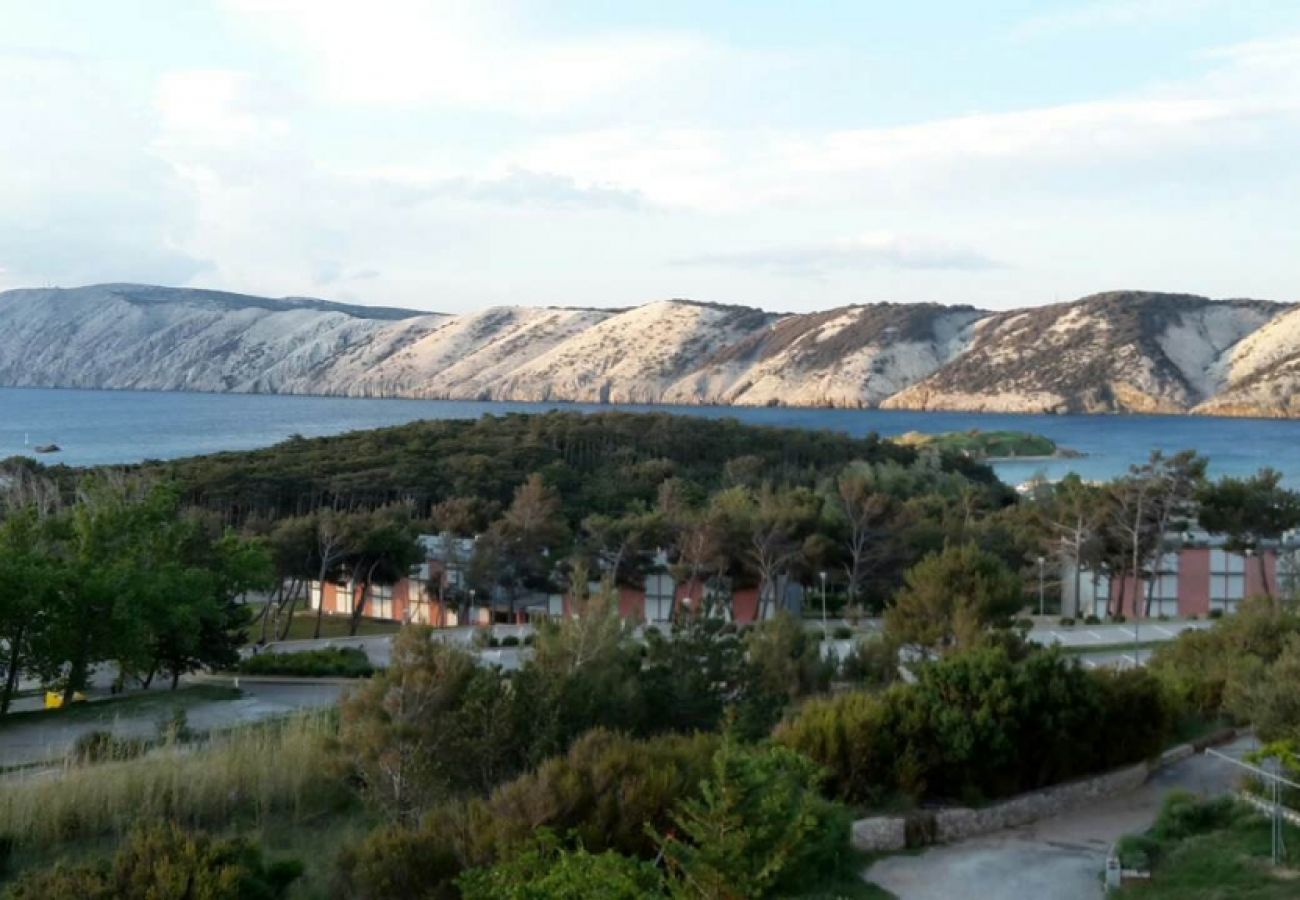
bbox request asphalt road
[864,734,1260,900]
[0,680,346,769]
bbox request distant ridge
[0,283,1297,417]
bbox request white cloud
[674,233,1003,277]
[0,52,208,289]
[221,0,713,116]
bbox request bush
[522,634,535,647]
[238,646,374,678]
[1209,609,1224,619]
[1,823,301,899]
[778,646,1174,807]
[1116,833,1159,871]
[1084,615,1102,625]
[655,740,851,899]
[500,635,520,647]
[460,729,720,863]
[1111,614,1126,624]
[1151,790,1238,841]
[837,640,897,688]
[457,831,663,900]
[336,729,720,899]
[70,731,147,765]
[1090,667,1175,769]
[774,691,899,806]
[1058,617,1075,627]
[334,821,462,900]
[832,625,854,640]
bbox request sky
[2,0,1299,314]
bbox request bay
[2,386,1298,486]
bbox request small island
[894,428,1081,462]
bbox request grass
[0,711,347,849]
[1119,795,1300,898]
[0,683,242,729]
[264,612,401,643]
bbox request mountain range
[2,283,1298,418]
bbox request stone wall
[850,816,908,853]
[850,762,1150,853]
[933,762,1149,843]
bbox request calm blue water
[2,387,1298,485]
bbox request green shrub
[238,646,374,678]
[459,729,720,863]
[1209,609,1224,619]
[1111,614,1127,624]
[775,691,900,806]
[778,646,1174,807]
[655,740,851,899]
[334,821,462,900]
[336,729,719,899]
[1151,790,1238,841]
[457,831,663,900]
[1116,833,1159,871]
[832,625,854,640]
[837,639,897,688]
[1059,617,1075,627]
[500,635,520,647]
[1,823,301,900]
[1084,615,1102,625]
[1090,667,1175,769]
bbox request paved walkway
[864,735,1259,900]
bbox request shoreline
[0,383,1297,425]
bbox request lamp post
[819,571,828,639]
[1036,555,1046,617]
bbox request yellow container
[43,691,87,709]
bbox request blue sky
[2,0,1298,312]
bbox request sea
[3,386,1299,487]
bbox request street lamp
[1036,556,1046,617]
[819,571,828,638]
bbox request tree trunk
[350,561,380,636]
[312,560,332,639]
[62,651,87,706]
[1,624,25,715]
[1259,553,1273,601]
[259,581,282,643]
[278,583,302,641]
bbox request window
[309,581,322,610]
[370,584,393,620]
[1091,571,1111,619]
[334,581,353,615]
[645,572,675,623]
[1149,553,1179,617]
[1210,548,1245,612]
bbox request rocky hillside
[0,284,1296,416]
[882,292,1285,414]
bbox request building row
[1061,527,1299,619]
[307,533,807,626]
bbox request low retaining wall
[851,730,1237,854]
[933,762,1149,843]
